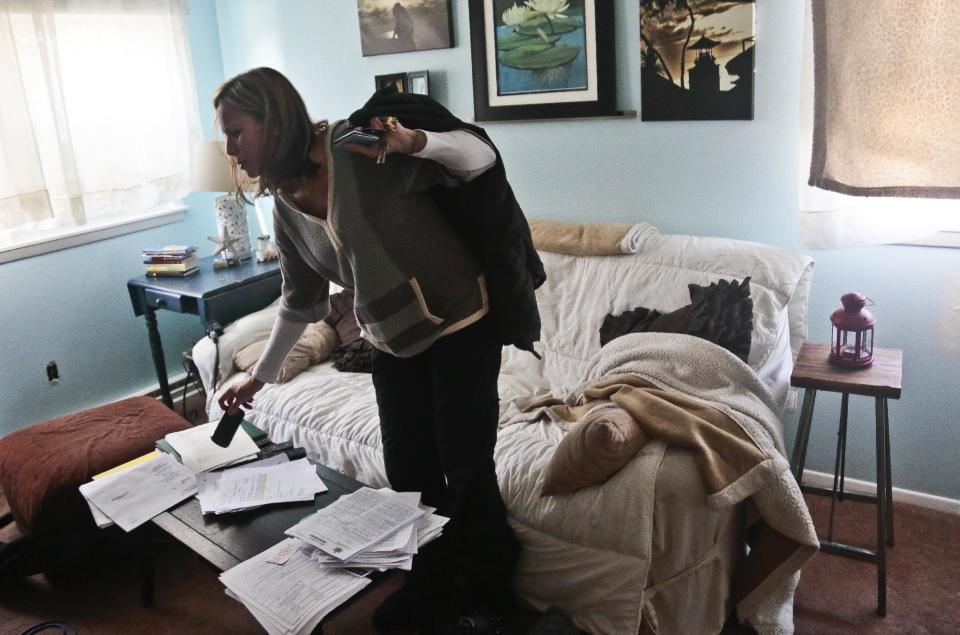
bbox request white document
[79,453,197,532]
[84,499,114,528]
[164,421,260,473]
[286,487,424,562]
[206,458,326,514]
[196,454,290,514]
[220,538,370,635]
[310,497,449,572]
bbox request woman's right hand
[218,376,265,414]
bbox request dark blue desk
[128,256,281,408]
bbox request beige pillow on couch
[541,405,649,497]
[233,321,338,383]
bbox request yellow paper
[92,450,162,480]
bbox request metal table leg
[884,398,894,547]
[792,389,817,482]
[874,396,888,616]
[827,392,850,541]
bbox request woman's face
[218,101,266,178]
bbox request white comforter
[501,333,818,634]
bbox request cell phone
[334,127,384,147]
[211,408,245,448]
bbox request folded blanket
[529,373,774,506]
[529,219,657,255]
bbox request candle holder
[256,235,278,263]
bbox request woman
[215,67,535,633]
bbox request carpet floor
[1,495,957,634]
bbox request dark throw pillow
[324,290,375,373]
[599,277,753,362]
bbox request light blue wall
[2,0,957,501]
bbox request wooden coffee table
[151,462,363,571]
[146,460,388,629]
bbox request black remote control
[211,409,245,448]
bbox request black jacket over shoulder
[350,88,545,355]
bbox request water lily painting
[470,0,616,121]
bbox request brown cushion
[541,405,649,497]
[234,320,338,383]
[0,396,191,534]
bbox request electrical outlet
[46,360,60,384]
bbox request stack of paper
[79,453,197,531]
[220,538,371,635]
[287,488,449,572]
[164,421,260,473]
[196,457,328,514]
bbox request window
[799,1,960,250]
[0,0,201,262]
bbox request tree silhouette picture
[640,0,755,121]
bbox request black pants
[372,316,519,610]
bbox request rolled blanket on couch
[529,219,658,255]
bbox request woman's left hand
[342,117,426,160]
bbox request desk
[790,341,903,616]
[128,256,281,408]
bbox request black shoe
[444,610,507,635]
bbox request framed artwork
[357,0,453,56]
[469,0,616,122]
[406,70,430,95]
[640,0,755,121]
[375,72,408,93]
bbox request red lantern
[829,292,875,368]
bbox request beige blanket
[516,333,819,633]
[528,219,657,255]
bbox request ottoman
[0,396,191,581]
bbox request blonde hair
[213,67,324,198]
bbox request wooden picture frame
[374,72,408,94]
[469,0,616,122]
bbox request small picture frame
[375,72,407,93]
[406,70,430,96]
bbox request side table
[128,256,281,408]
[790,341,903,616]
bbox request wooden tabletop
[791,342,902,399]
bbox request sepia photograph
[357,0,453,56]
[374,72,408,93]
[640,0,755,121]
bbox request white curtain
[0,0,201,236]
[799,0,960,249]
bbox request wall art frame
[357,0,454,57]
[374,72,408,93]
[640,0,755,121]
[406,70,430,96]
[469,0,616,122]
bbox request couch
[193,222,819,634]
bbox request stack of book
[143,244,198,277]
